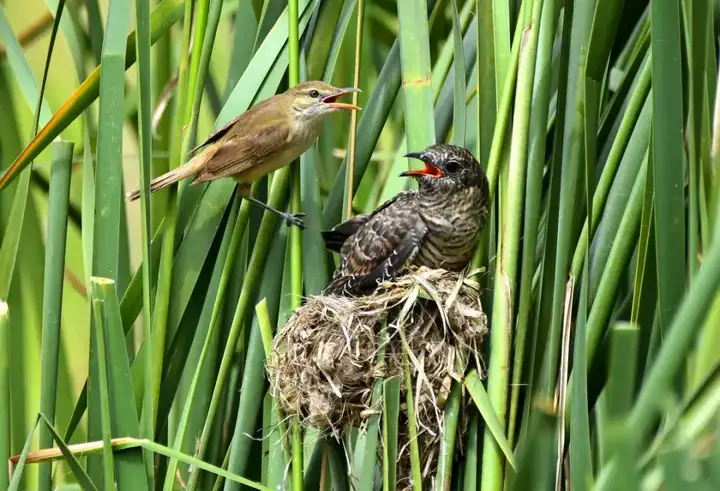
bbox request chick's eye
[309,90,320,98]
[445,160,460,173]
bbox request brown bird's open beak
[322,88,361,110]
[400,152,444,178]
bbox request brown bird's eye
[445,160,460,173]
[309,89,320,98]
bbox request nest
[267,266,488,488]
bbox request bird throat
[290,114,323,144]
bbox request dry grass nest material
[267,266,488,444]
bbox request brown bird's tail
[125,154,205,201]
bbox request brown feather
[324,193,428,295]
[125,153,206,201]
[192,123,292,184]
[188,95,287,154]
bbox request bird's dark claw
[284,212,306,229]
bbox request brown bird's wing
[188,116,239,154]
[321,190,415,253]
[324,193,427,296]
[191,119,291,183]
[189,96,278,154]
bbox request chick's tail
[125,153,207,201]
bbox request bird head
[401,144,487,192]
[287,81,361,122]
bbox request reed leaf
[0,301,9,489]
[0,0,185,191]
[38,141,74,490]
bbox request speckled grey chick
[322,143,489,296]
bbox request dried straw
[267,267,488,487]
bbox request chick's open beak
[400,152,444,178]
[322,87,361,110]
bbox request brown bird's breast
[413,186,488,271]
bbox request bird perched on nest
[322,143,489,296]
[126,81,360,229]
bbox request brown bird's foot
[283,212,306,229]
[242,193,306,229]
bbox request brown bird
[126,81,360,228]
[322,143,489,296]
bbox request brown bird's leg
[236,181,306,229]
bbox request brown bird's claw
[283,212,306,229]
